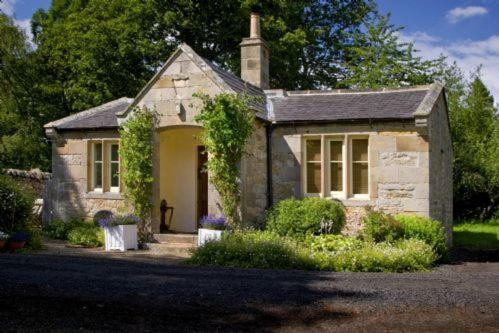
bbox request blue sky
[2,0,499,101]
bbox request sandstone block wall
[45,131,125,222]
[271,122,436,234]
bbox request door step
[146,233,198,257]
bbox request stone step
[146,242,195,257]
[153,233,198,245]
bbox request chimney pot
[250,12,261,38]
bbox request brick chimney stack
[240,12,269,89]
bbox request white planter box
[104,225,138,252]
[198,228,223,246]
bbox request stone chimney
[240,12,269,89]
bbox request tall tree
[0,13,50,169]
[341,14,442,88]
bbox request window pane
[111,144,119,162]
[306,162,321,193]
[306,140,321,161]
[111,163,119,187]
[330,163,343,192]
[330,141,342,161]
[353,163,368,194]
[352,139,368,162]
[94,143,102,161]
[94,162,102,188]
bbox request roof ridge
[280,85,432,97]
[44,97,133,128]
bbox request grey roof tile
[268,87,431,123]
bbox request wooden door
[197,146,208,227]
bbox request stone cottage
[44,13,453,241]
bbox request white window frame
[91,142,103,193]
[302,134,370,200]
[302,137,322,197]
[348,136,370,200]
[326,137,347,199]
[109,143,120,193]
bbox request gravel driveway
[0,246,498,332]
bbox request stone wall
[271,121,434,234]
[45,130,125,222]
[428,93,453,243]
[240,121,268,227]
[5,168,51,198]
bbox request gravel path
[0,247,498,332]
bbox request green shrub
[307,234,363,253]
[188,231,316,270]
[25,226,44,250]
[315,238,436,272]
[266,198,345,238]
[0,175,34,232]
[43,219,87,240]
[395,215,447,258]
[361,210,404,243]
[67,224,103,248]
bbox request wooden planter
[198,228,223,246]
[103,225,138,252]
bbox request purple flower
[200,214,226,230]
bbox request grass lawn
[453,220,499,249]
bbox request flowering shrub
[97,214,140,228]
[0,231,9,240]
[308,234,363,253]
[200,215,226,230]
[0,175,34,232]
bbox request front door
[197,146,208,227]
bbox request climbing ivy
[194,93,255,227]
[119,106,158,237]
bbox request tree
[0,13,50,170]
[341,14,443,88]
[450,74,499,219]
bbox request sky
[1,0,499,101]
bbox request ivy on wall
[119,106,158,237]
[194,93,255,227]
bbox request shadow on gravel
[450,247,499,263]
[0,253,370,332]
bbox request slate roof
[203,59,267,115]
[44,98,133,130]
[267,86,432,123]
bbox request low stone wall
[4,168,52,198]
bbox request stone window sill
[85,191,123,200]
[338,198,373,207]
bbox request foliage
[0,174,35,233]
[98,214,141,228]
[25,226,44,250]
[396,215,447,258]
[0,231,9,240]
[266,198,346,238]
[0,14,51,170]
[67,224,104,248]
[307,234,363,253]
[361,210,404,243]
[442,69,499,220]
[119,106,157,235]
[187,230,316,270]
[314,238,436,272]
[43,219,87,240]
[200,215,227,230]
[453,220,499,249]
[194,93,254,226]
[342,13,443,88]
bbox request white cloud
[0,0,16,16]
[401,32,499,103]
[14,18,33,41]
[446,6,488,24]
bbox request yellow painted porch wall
[159,127,202,233]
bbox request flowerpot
[0,240,5,249]
[8,241,26,250]
[198,228,223,246]
[103,224,138,252]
